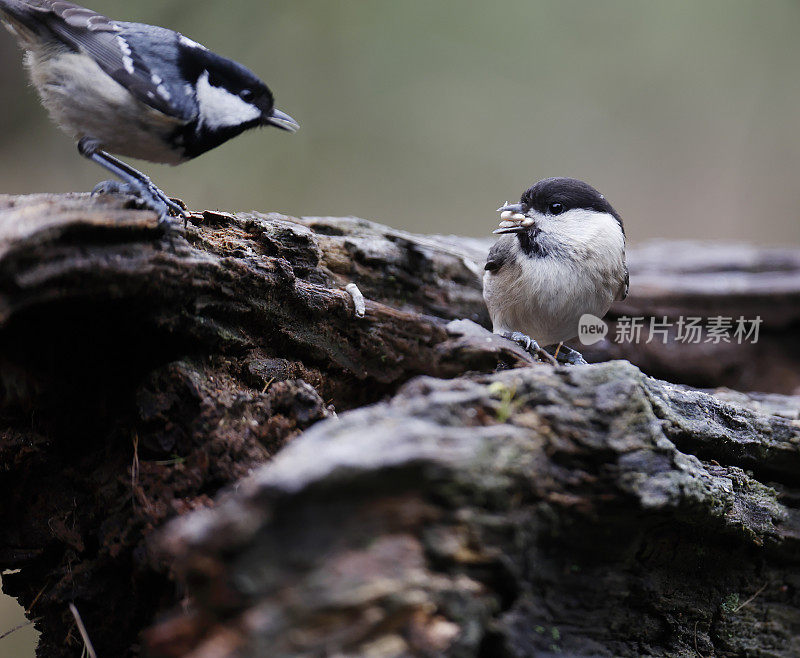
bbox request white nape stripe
[179,34,207,50]
[195,71,260,130]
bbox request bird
[0,0,298,222]
[483,177,628,365]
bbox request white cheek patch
[558,209,623,242]
[545,208,625,262]
[196,71,260,130]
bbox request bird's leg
[77,137,187,222]
[549,342,588,366]
[500,331,558,365]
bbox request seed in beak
[500,210,527,221]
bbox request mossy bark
[152,361,800,657]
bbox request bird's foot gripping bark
[91,179,187,223]
[552,343,588,365]
[500,331,558,365]
[79,136,187,224]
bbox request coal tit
[483,178,628,365]
[0,0,298,221]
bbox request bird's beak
[497,202,525,215]
[264,108,299,133]
[494,202,534,234]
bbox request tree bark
[151,361,800,658]
[0,193,798,657]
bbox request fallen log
[0,192,798,656]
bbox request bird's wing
[615,265,629,301]
[4,0,194,120]
[484,240,511,273]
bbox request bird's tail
[0,0,30,21]
[0,0,50,12]
[0,0,44,47]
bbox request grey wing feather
[2,0,194,119]
[485,240,510,273]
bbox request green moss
[487,381,516,423]
[153,455,186,466]
[721,593,740,613]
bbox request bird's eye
[549,202,564,215]
[240,89,255,102]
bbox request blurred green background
[1,0,800,244]
[1,1,800,653]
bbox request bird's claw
[501,331,558,365]
[553,344,588,366]
[507,331,531,351]
[92,179,187,225]
[91,179,130,197]
[147,182,188,221]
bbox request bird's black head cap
[179,44,275,117]
[521,177,623,232]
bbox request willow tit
[483,178,628,365]
[0,0,298,221]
